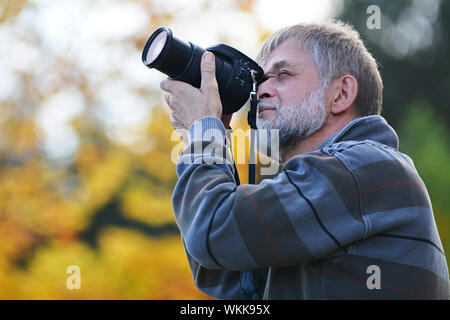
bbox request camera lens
[142,27,194,79]
[145,31,167,65]
[142,27,264,114]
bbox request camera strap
[247,70,258,185]
[240,70,268,301]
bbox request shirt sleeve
[183,239,242,300]
[173,116,367,276]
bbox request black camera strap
[239,70,268,300]
[227,70,257,187]
[247,70,258,185]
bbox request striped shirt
[172,115,449,299]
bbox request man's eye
[260,71,291,83]
[277,71,291,78]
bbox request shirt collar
[318,115,399,150]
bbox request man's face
[256,38,329,154]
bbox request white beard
[256,84,328,161]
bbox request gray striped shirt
[172,115,449,299]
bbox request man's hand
[160,51,230,131]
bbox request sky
[0,0,338,161]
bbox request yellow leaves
[139,148,177,184]
[0,110,207,299]
[0,0,286,300]
[13,119,41,155]
[4,228,209,299]
[0,227,209,299]
[258,29,274,45]
[97,228,209,299]
[75,143,104,174]
[0,219,36,265]
[0,119,41,156]
[10,240,98,299]
[77,147,131,212]
[121,177,175,226]
[137,107,178,184]
[0,161,88,237]
[0,0,27,23]
[235,0,257,13]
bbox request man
[160,21,449,299]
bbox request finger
[200,52,218,93]
[160,78,176,93]
[164,92,171,106]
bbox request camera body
[142,27,264,114]
[207,44,263,114]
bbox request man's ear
[329,75,358,115]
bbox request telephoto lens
[142,27,264,114]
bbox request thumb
[200,51,219,93]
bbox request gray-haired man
[160,21,449,299]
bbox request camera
[142,27,264,114]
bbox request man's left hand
[160,51,223,131]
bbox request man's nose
[257,78,276,100]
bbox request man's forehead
[270,60,290,70]
[263,58,307,74]
[262,39,309,73]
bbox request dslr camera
[142,27,265,114]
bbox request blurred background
[0,0,448,299]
